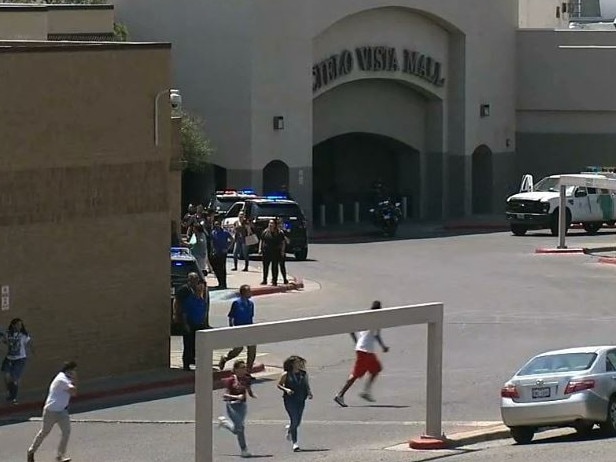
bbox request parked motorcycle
[369,200,402,236]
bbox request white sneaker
[293,443,301,452]
[241,449,252,458]
[359,392,375,402]
[217,416,233,431]
[285,424,292,441]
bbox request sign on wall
[313,45,446,93]
[1,285,9,311]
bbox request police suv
[222,195,309,260]
[505,167,616,236]
[207,189,258,220]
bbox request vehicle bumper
[501,392,607,427]
[286,238,307,253]
[506,212,550,227]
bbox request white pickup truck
[505,172,616,236]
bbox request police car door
[572,187,593,221]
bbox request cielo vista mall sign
[313,45,446,93]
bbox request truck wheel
[510,224,528,236]
[549,209,571,236]
[510,426,535,444]
[582,222,602,235]
[294,248,308,261]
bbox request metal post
[338,203,344,225]
[195,331,214,462]
[402,196,408,220]
[319,205,326,227]
[425,317,443,438]
[354,202,360,223]
[557,184,567,249]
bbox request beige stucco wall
[47,6,114,34]
[0,9,47,40]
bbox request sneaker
[260,280,267,285]
[240,449,252,458]
[218,356,227,371]
[293,443,301,452]
[27,451,34,462]
[359,392,375,402]
[285,424,291,441]
[283,279,289,285]
[55,457,71,462]
[242,268,249,272]
[231,267,238,271]
[333,395,347,407]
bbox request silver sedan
[500,345,616,444]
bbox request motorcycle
[369,200,402,236]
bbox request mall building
[116,0,616,223]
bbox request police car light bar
[239,188,257,195]
[264,195,288,200]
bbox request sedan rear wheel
[510,426,535,444]
[599,396,616,436]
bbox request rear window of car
[254,203,303,218]
[517,353,598,376]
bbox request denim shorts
[1,357,27,381]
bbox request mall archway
[312,132,420,224]
[471,145,493,214]
[262,160,290,195]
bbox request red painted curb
[250,281,304,297]
[0,363,266,418]
[598,257,616,265]
[535,248,585,254]
[409,436,450,450]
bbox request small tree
[180,111,214,173]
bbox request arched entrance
[312,133,419,224]
[262,160,290,195]
[471,145,493,214]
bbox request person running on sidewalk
[173,272,210,371]
[27,361,78,462]
[217,360,256,458]
[1,317,33,404]
[334,301,389,407]
[277,355,313,452]
[218,285,256,372]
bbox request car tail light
[565,379,595,394]
[500,384,519,399]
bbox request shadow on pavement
[526,428,614,445]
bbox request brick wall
[0,42,173,393]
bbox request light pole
[154,88,182,146]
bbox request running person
[1,318,33,404]
[277,355,313,452]
[217,360,256,458]
[334,301,389,407]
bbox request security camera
[170,89,182,111]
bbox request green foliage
[180,111,214,173]
[113,22,129,42]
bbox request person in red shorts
[334,301,389,407]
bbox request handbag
[245,233,259,246]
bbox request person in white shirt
[334,301,389,407]
[27,361,78,462]
[1,318,33,404]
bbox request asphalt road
[5,226,616,461]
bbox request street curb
[534,247,585,254]
[0,363,266,418]
[598,257,616,265]
[409,424,511,450]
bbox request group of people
[1,318,77,462]
[215,300,389,457]
[175,203,294,288]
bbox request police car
[222,195,309,261]
[170,247,205,334]
[506,167,616,236]
[207,189,259,220]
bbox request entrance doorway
[312,132,419,224]
[262,160,290,195]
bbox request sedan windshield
[534,177,575,194]
[517,353,597,376]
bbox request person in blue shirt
[210,221,233,289]
[218,285,257,372]
[173,273,210,371]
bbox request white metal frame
[557,175,616,248]
[195,302,444,462]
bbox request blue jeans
[283,397,306,443]
[233,241,248,269]
[226,402,247,451]
[2,357,27,401]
